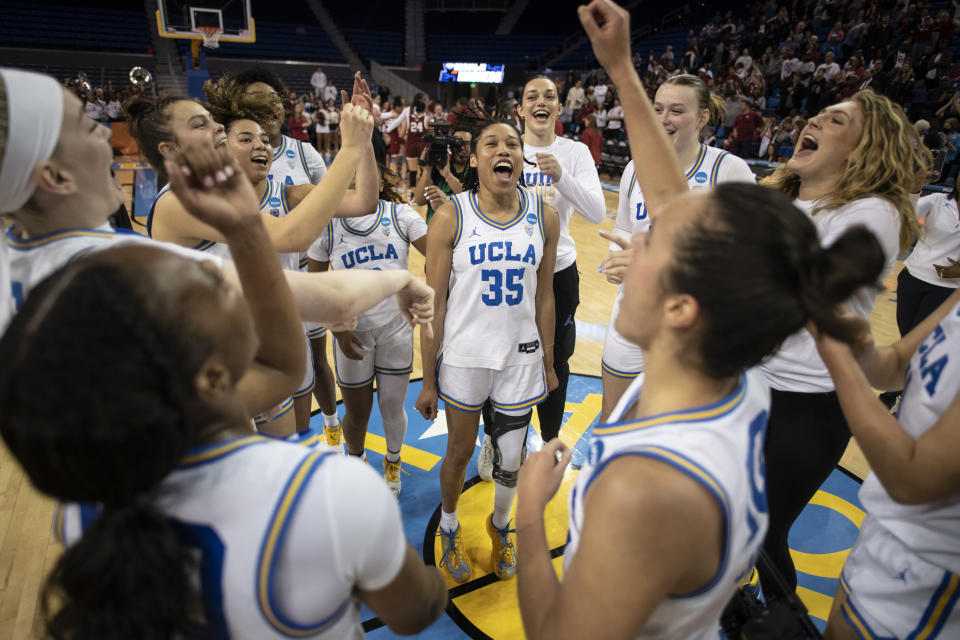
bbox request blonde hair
[763,90,927,252]
[662,74,726,139]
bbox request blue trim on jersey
[468,188,528,230]
[293,376,315,399]
[628,169,637,198]
[5,227,129,250]
[307,326,328,339]
[273,136,286,162]
[257,450,352,636]
[296,139,310,175]
[584,445,731,598]
[298,256,309,269]
[179,435,269,469]
[908,571,960,639]
[254,397,295,426]
[258,180,272,209]
[146,184,172,238]
[536,193,545,241]
[194,239,218,251]
[280,182,290,213]
[341,201,385,236]
[600,359,641,380]
[451,196,464,248]
[684,145,707,179]
[593,374,746,436]
[391,202,411,244]
[710,151,728,185]
[79,503,100,533]
[259,429,325,448]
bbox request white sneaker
[478,434,494,482]
[383,457,402,497]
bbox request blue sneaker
[486,515,518,580]
[437,524,471,583]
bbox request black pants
[759,388,850,599]
[896,268,955,337]
[536,262,580,442]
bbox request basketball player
[404,99,428,190]
[0,141,447,639]
[515,4,885,636]
[307,165,427,495]
[0,68,434,350]
[515,75,605,447]
[599,74,755,420]
[815,291,960,638]
[416,119,561,584]
[209,72,380,443]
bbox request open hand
[339,98,375,150]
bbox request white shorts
[334,314,413,388]
[304,322,327,340]
[840,515,960,639]
[294,331,315,401]
[601,293,643,379]
[438,358,546,417]
[254,396,294,427]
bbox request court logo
[694,171,708,184]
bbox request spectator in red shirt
[730,100,762,159]
[287,101,312,142]
[580,114,603,167]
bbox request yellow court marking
[789,489,865,579]
[363,433,442,471]
[797,586,834,622]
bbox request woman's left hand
[934,257,960,279]
[535,153,563,181]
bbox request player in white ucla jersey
[308,176,427,495]
[813,289,960,639]
[516,76,606,444]
[0,241,12,334]
[515,9,886,636]
[417,119,560,584]
[0,147,446,639]
[599,75,755,420]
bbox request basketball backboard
[156,0,255,43]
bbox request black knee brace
[490,410,531,488]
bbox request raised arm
[164,145,304,418]
[414,202,457,421]
[579,0,688,218]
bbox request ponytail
[125,95,190,184]
[661,183,884,379]
[706,93,727,130]
[798,226,885,342]
[44,505,206,640]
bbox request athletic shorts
[305,321,327,340]
[254,396,294,427]
[405,137,425,159]
[839,514,960,639]
[388,131,401,156]
[438,358,546,417]
[334,314,413,388]
[601,293,643,379]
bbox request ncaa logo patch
[381,217,391,226]
[285,149,296,159]
[525,213,538,226]
[268,197,282,207]
[694,171,708,184]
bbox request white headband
[0,68,64,214]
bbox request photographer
[413,124,472,223]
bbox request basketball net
[197,26,222,49]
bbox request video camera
[423,120,465,167]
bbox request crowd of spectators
[64,74,161,123]
[545,0,960,183]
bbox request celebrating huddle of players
[0,1,957,639]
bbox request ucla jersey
[147,184,232,261]
[308,201,427,330]
[268,134,327,188]
[257,178,301,272]
[6,224,223,312]
[567,369,771,639]
[860,300,960,573]
[442,188,545,369]
[0,241,13,333]
[55,438,407,639]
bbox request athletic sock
[440,509,459,533]
[492,481,517,530]
[386,449,401,464]
[322,412,339,428]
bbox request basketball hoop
[197,25,222,49]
